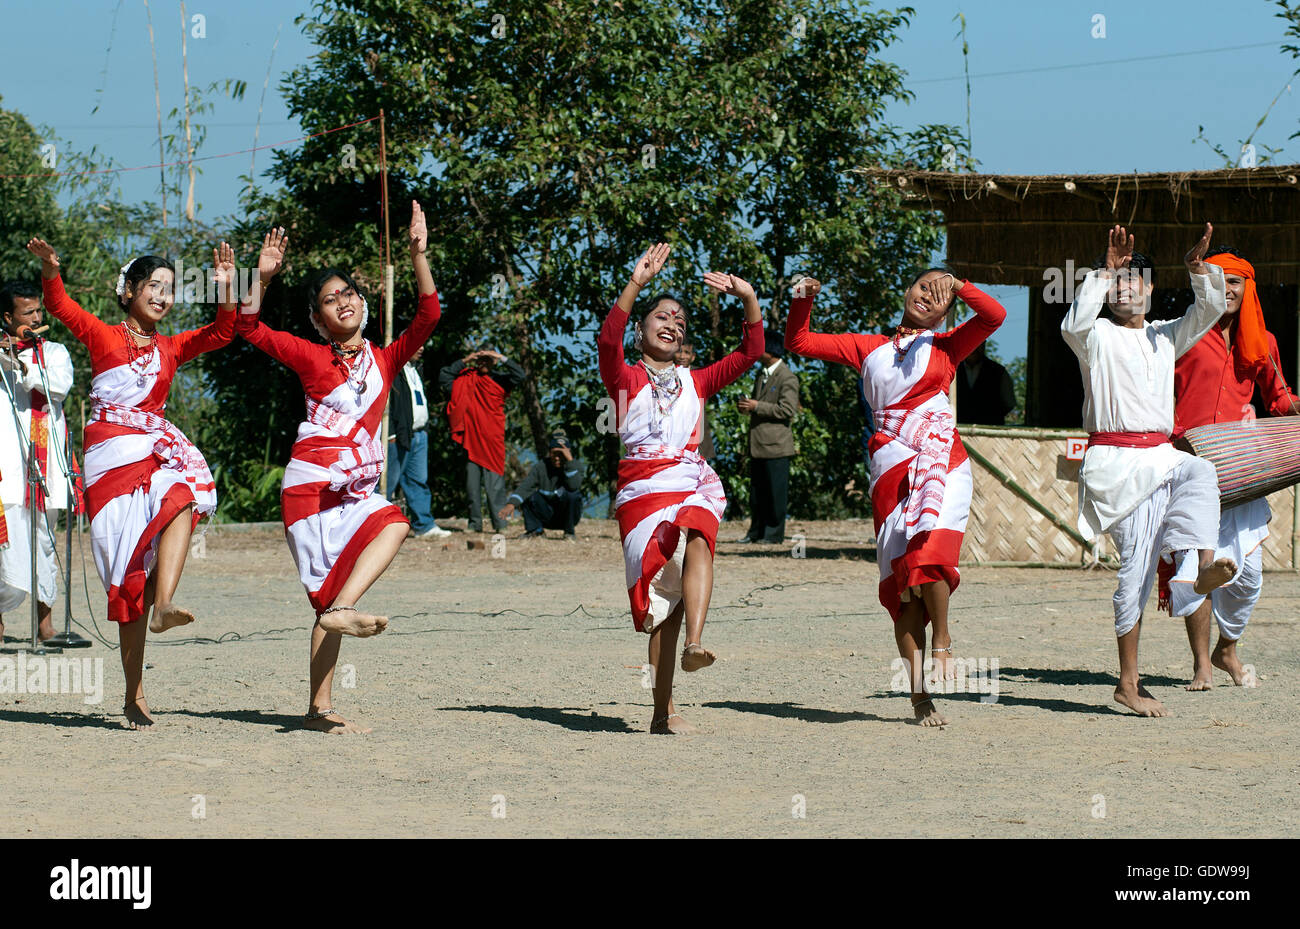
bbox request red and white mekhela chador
[597,303,762,632]
[40,274,231,622]
[785,283,1005,624]
[238,292,441,613]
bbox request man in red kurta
[1170,248,1299,689]
[439,349,525,532]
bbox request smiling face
[901,271,954,329]
[1221,273,1245,316]
[312,275,364,340]
[4,296,43,337]
[125,269,175,328]
[639,298,686,363]
[1107,268,1152,320]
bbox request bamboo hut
[857,165,1300,569]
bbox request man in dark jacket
[439,348,526,532]
[498,430,585,538]
[956,342,1016,425]
[737,333,799,544]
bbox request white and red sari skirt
[614,445,725,633]
[870,401,971,624]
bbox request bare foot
[124,697,155,730]
[1113,682,1170,717]
[649,712,698,734]
[149,602,195,634]
[1194,557,1237,594]
[1211,640,1247,686]
[302,710,372,734]
[1186,660,1214,691]
[37,616,57,641]
[318,608,388,637]
[911,696,948,727]
[680,643,716,672]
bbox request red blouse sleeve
[381,290,442,373]
[171,308,236,364]
[238,314,321,371]
[783,295,879,370]
[692,320,764,399]
[597,302,638,398]
[936,282,1006,364]
[40,274,117,357]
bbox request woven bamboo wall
[959,427,1299,570]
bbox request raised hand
[1184,222,1214,275]
[1105,225,1134,272]
[792,276,821,299]
[258,226,289,280]
[630,243,671,287]
[703,271,756,302]
[26,238,61,277]
[925,272,957,311]
[212,241,236,303]
[409,200,428,255]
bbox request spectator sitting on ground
[498,430,585,538]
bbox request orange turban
[1206,253,1268,366]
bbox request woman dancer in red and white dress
[785,270,1005,726]
[598,243,763,734]
[237,203,441,733]
[27,237,237,730]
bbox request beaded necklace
[331,340,370,395]
[121,321,157,387]
[639,359,682,418]
[892,325,927,360]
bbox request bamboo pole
[963,439,1106,559]
[144,0,166,227]
[378,109,392,496]
[181,2,195,223]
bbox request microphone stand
[35,342,90,649]
[0,332,61,655]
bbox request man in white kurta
[1061,224,1236,718]
[0,281,74,641]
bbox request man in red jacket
[1170,247,1299,690]
[439,348,525,533]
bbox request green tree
[208,0,962,521]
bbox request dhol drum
[1176,418,1300,509]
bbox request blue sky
[3,0,1298,358]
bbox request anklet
[305,709,338,720]
[320,605,357,615]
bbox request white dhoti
[1107,457,1219,636]
[0,505,58,613]
[1167,497,1268,640]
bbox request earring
[633,326,643,351]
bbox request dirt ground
[1,517,1296,838]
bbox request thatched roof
[857,165,1300,287]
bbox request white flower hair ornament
[114,261,134,304]
[309,293,369,341]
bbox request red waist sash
[1087,431,1171,449]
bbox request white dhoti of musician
[0,300,74,627]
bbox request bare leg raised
[679,530,716,672]
[149,504,196,633]
[304,522,407,733]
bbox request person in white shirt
[0,279,74,643]
[386,343,449,538]
[1062,224,1237,718]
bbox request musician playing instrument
[1168,247,1300,689]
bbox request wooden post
[378,109,393,496]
